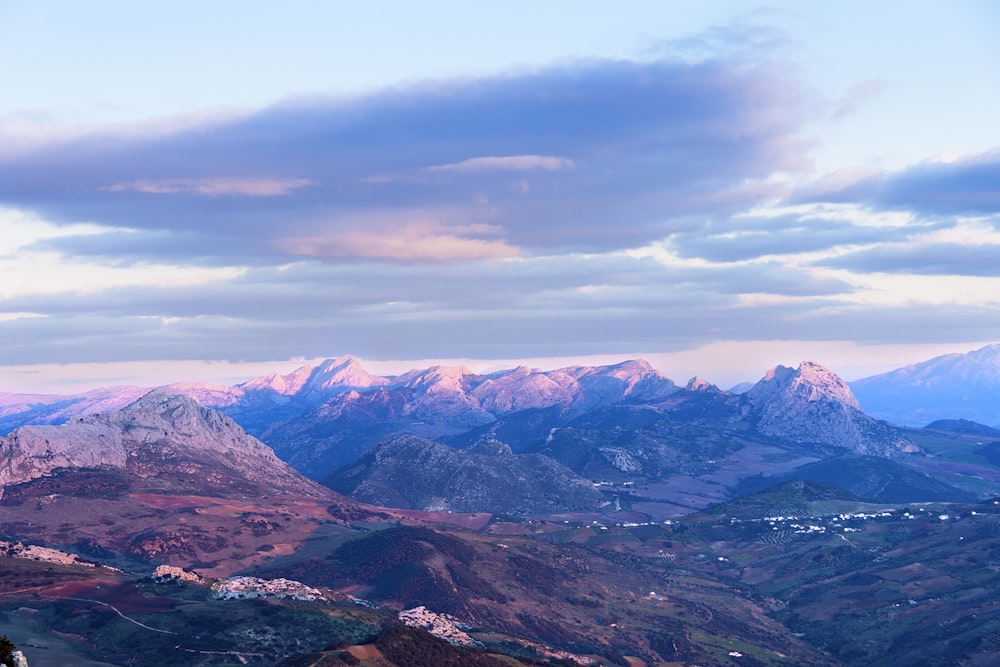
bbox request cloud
[668,212,923,263]
[102,177,315,196]
[8,22,995,376]
[0,246,861,366]
[0,47,813,264]
[832,79,888,120]
[424,155,576,173]
[276,220,523,262]
[804,148,1000,216]
[818,241,1000,276]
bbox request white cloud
[0,207,107,255]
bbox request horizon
[1,2,998,389]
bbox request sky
[1,1,999,393]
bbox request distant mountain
[727,381,754,394]
[0,390,327,499]
[326,434,602,514]
[746,361,918,457]
[167,355,391,435]
[851,343,1000,427]
[0,385,149,435]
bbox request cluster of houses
[398,606,478,646]
[0,540,120,571]
[726,506,978,536]
[210,575,327,601]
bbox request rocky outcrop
[0,391,330,499]
[685,376,719,393]
[746,361,918,457]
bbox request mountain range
[1,347,1000,665]
[3,351,996,516]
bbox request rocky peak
[304,356,390,394]
[121,391,249,449]
[240,356,389,397]
[399,365,474,394]
[240,364,315,394]
[749,361,860,410]
[566,359,678,409]
[471,367,573,414]
[746,362,915,457]
[685,376,718,392]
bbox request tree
[0,635,16,667]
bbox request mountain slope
[326,434,602,514]
[851,343,1000,427]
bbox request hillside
[732,456,978,503]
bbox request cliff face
[0,391,329,499]
[746,362,918,457]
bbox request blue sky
[1,1,999,392]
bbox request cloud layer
[1,33,999,376]
[0,54,811,263]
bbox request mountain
[851,343,1000,427]
[0,390,326,499]
[326,434,603,514]
[0,392,375,576]
[746,361,918,457]
[317,363,933,519]
[167,355,393,436]
[262,359,679,478]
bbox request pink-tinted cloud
[102,177,315,197]
[0,47,814,263]
[424,155,576,173]
[276,219,521,262]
